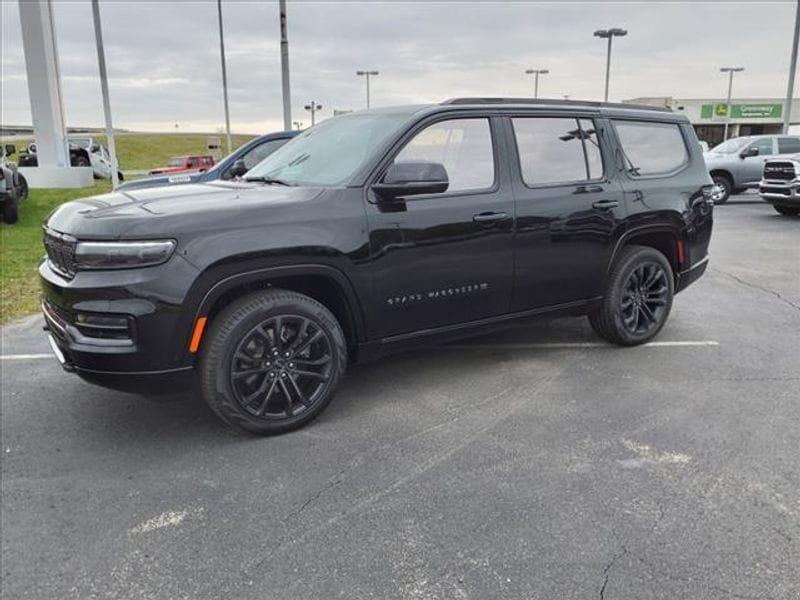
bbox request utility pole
[91,0,119,189]
[784,0,800,134]
[279,0,291,130]
[356,70,379,108]
[217,0,232,154]
[304,101,322,126]
[524,68,549,99]
[720,67,744,141]
[593,28,627,102]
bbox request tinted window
[242,139,289,169]
[613,120,688,175]
[749,138,773,155]
[512,117,602,186]
[395,118,494,192]
[778,137,800,154]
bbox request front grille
[763,162,797,182]
[43,229,77,278]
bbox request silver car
[703,135,800,204]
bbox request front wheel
[2,196,19,224]
[199,289,347,435]
[774,205,799,216]
[17,173,28,201]
[711,174,731,204]
[588,245,674,346]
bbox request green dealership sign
[700,103,782,119]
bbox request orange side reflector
[189,317,207,353]
[676,240,685,265]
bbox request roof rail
[440,97,672,113]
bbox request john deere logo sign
[701,103,782,119]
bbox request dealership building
[623,97,800,146]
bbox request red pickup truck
[149,155,215,176]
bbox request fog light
[75,313,129,329]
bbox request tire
[2,196,19,224]
[199,289,347,435]
[16,174,28,201]
[774,205,799,216]
[711,173,732,204]
[72,155,90,168]
[588,245,674,346]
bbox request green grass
[1,182,112,324]
[5,133,256,171]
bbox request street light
[720,67,744,141]
[304,101,322,126]
[593,27,627,102]
[292,121,303,130]
[356,70,379,108]
[217,0,232,154]
[524,69,549,99]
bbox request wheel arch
[192,264,366,360]
[709,168,734,186]
[610,225,683,283]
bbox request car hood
[45,181,326,239]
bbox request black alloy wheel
[619,262,670,336]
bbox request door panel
[366,116,515,338]
[740,137,775,185]
[506,115,625,311]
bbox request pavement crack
[711,267,800,312]
[599,544,628,600]
[282,467,347,522]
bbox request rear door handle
[592,200,619,210]
[473,211,508,225]
[574,185,605,194]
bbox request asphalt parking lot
[1,196,798,600]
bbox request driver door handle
[473,211,508,225]
[592,200,619,210]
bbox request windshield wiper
[243,176,292,186]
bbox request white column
[18,0,92,187]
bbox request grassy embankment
[0,133,255,324]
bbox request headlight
[74,240,176,270]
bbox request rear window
[778,137,800,154]
[612,120,688,176]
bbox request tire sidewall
[607,248,674,345]
[712,175,731,204]
[202,292,346,434]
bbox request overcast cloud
[1,1,798,133]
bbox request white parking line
[445,340,719,350]
[0,353,53,361]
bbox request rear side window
[512,117,604,186]
[242,139,289,169]
[612,120,688,176]
[778,137,800,154]
[395,118,495,193]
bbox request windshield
[245,112,412,186]
[709,138,749,154]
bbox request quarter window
[394,118,495,193]
[512,117,604,186]
[613,120,688,176]
[777,137,800,154]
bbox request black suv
[40,98,714,434]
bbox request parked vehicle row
[39,98,714,435]
[18,137,124,182]
[1,144,28,224]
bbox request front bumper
[759,179,800,206]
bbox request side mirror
[740,146,759,159]
[4,144,16,156]
[372,161,449,199]
[229,158,248,178]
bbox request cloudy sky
[1,1,798,133]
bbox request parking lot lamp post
[356,70,379,108]
[90,0,119,189]
[593,28,627,101]
[279,0,292,131]
[720,67,744,141]
[783,0,800,134]
[304,101,322,126]
[524,69,549,99]
[217,0,232,154]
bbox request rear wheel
[16,173,28,201]
[711,173,732,204]
[199,289,347,435]
[2,196,19,224]
[774,205,799,216]
[588,245,674,346]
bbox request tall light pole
[279,0,291,131]
[720,67,744,141]
[524,68,549,99]
[217,0,232,154]
[91,0,119,189]
[593,27,627,102]
[304,101,322,126]
[356,70,379,108]
[783,0,800,134]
